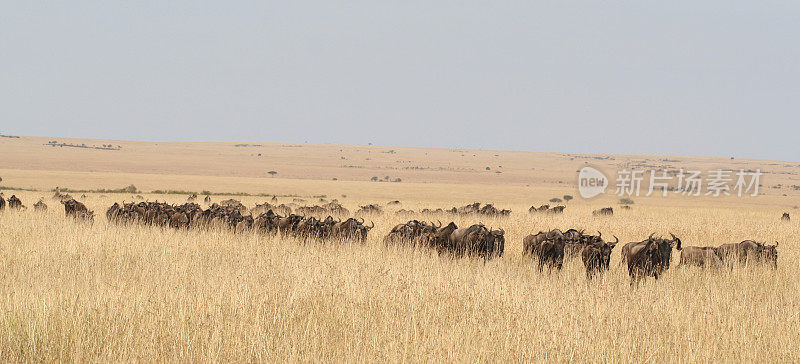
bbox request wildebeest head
[488,228,505,258]
[781,213,790,221]
[759,242,778,269]
[653,233,682,270]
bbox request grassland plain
[1,190,798,362]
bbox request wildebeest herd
[104,200,375,242]
[0,193,788,285]
[384,219,505,260]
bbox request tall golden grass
[1,191,798,361]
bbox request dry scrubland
[1,191,799,362]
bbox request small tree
[549,198,563,203]
[123,184,137,193]
[268,171,278,178]
[563,195,573,202]
[620,198,635,205]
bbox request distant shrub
[563,195,573,202]
[620,198,635,205]
[549,198,562,203]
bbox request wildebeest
[33,199,48,211]
[356,204,383,215]
[328,217,374,242]
[7,195,24,210]
[450,202,511,216]
[204,195,211,204]
[581,236,618,279]
[523,229,566,271]
[187,193,197,202]
[0,195,5,210]
[679,246,723,268]
[529,204,565,214]
[782,213,790,221]
[387,200,401,205]
[593,207,613,216]
[384,220,439,247]
[444,224,504,259]
[622,233,682,284]
[530,204,549,213]
[717,240,778,269]
[61,198,94,222]
[427,222,458,252]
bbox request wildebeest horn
[436,220,442,228]
[612,235,619,244]
[597,231,602,238]
[358,217,365,224]
[499,228,504,234]
[369,221,374,228]
[648,232,655,240]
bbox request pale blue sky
[2,1,798,161]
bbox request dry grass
[1,191,798,362]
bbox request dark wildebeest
[523,229,566,271]
[106,202,121,221]
[622,233,682,284]
[581,236,618,279]
[717,240,778,269]
[625,238,663,284]
[592,207,613,216]
[61,198,94,223]
[33,199,48,211]
[678,246,723,268]
[328,217,373,242]
[619,233,682,268]
[446,224,485,257]
[427,222,458,253]
[7,195,24,210]
[549,206,565,214]
[781,213,790,222]
[445,224,504,260]
[0,195,6,210]
[385,220,438,247]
